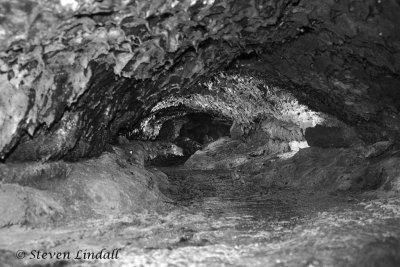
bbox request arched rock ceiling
[127,71,339,141]
[0,0,399,161]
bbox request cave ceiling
[0,0,399,161]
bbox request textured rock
[1,140,400,266]
[361,140,395,159]
[156,118,188,142]
[0,0,399,161]
[1,169,400,267]
[234,142,400,194]
[0,184,31,227]
[184,135,292,170]
[0,0,297,160]
[0,161,69,186]
[230,121,248,141]
[0,2,400,263]
[184,137,248,170]
[131,72,332,141]
[0,149,171,227]
[259,117,304,142]
[115,138,184,166]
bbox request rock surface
[0,148,171,228]
[0,0,399,161]
[0,139,400,266]
[115,137,184,166]
[0,1,400,266]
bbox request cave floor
[1,166,400,267]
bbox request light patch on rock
[289,141,309,152]
[0,75,29,158]
[60,0,79,10]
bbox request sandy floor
[1,166,400,267]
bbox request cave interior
[1,0,400,266]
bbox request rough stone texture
[1,0,399,161]
[184,112,322,170]
[234,0,400,142]
[127,71,330,141]
[239,143,400,194]
[0,148,171,228]
[0,161,69,185]
[183,131,400,194]
[361,140,394,159]
[1,2,400,265]
[1,138,400,266]
[115,137,184,166]
[184,136,292,170]
[156,118,188,142]
[0,183,65,228]
[259,116,304,142]
[184,137,251,170]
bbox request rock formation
[1,0,400,266]
[1,0,400,162]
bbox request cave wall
[0,0,399,162]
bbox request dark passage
[178,113,231,145]
[150,112,232,166]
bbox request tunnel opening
[149,112,232,167]
[176,113,231,146]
